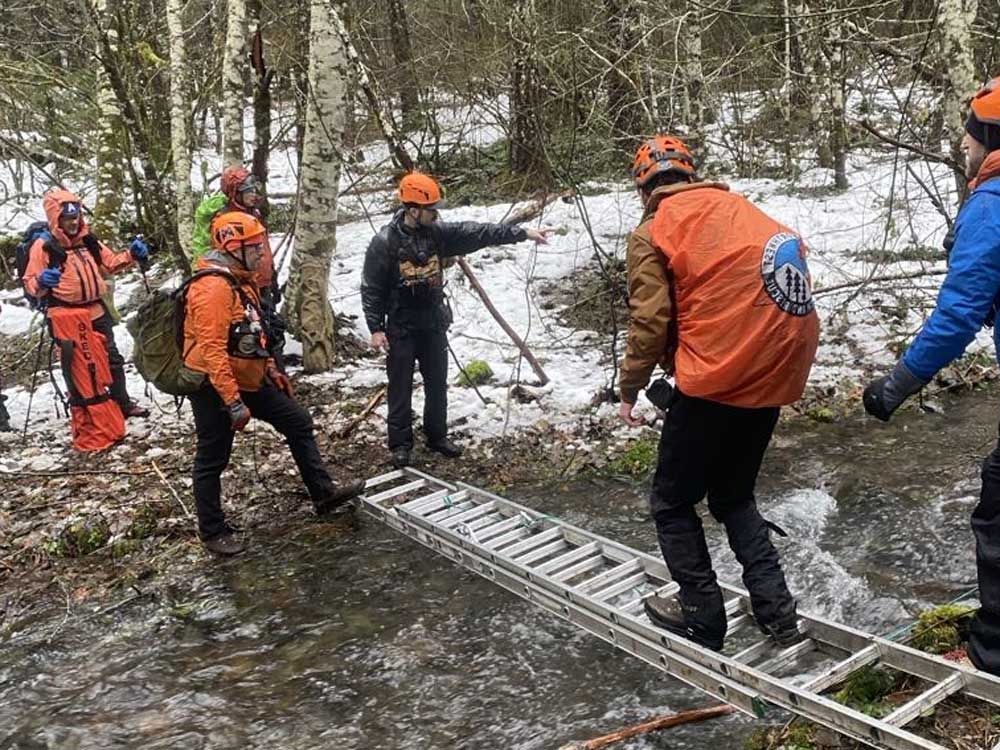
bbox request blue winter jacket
[903,176,1000,381]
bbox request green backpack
[192,193,229,261]
[128,270,242,396]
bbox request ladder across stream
[358,468,1000,750]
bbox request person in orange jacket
[618,136,819,652]
[22,189,149,418]
[184,210,363,555]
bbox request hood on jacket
[42,188,90,246]
[221,167,252,203]
[972,150,1000,190]
[198,253,255,282]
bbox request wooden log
[558,704,736,750]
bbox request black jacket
[361,210,528,334]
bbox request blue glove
[863,361,927,422]
[129,237,149,261]
[39,268,62,289]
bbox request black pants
[188,384,334,540]
[91,312,130,408]
[386,328,448,449]
[649,389,795,641]
[969,432,1000,675]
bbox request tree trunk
[293,0,310,173]
[285,0,348,373]
[825,16,848,189]
[604,0,645,152]
[682,7,705,150]
[248,0,273,221]
[166,0,194,256]
[93,0,124,239]
[939,0,978,198]
[793,0,832,168]
[508,0,550,185]
[222,0,248,168]
[387,0,421,130]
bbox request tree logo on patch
[760,232,814,316]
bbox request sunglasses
[238,175,263,194]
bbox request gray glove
[863,361,927,422]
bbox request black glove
[227,400,251,431]
[863,361,927,422]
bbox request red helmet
[398,171,443,207]
[631,136,696,188]
[971,77,1000,126]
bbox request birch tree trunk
[166,0,194,255]
[222,0,248,168]
[682,7,705,151]
[793,0,832,168]
[509,0,550,184]
[93,0,124,239]
[285,0,348,372]
[824,17,848,189]
[938,0,978,197]
[604,0,645,152]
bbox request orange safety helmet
[631,135,696,188]
[211,210,267,253]
[398,171,443,207]
[971,77,1000,125]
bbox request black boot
[314,479,365,516]
[643,591,726,651]
[391,446,411,468]
[203,531,245,555]
[120,400,150,419]
[719,503,799,641]
[427,437,462,458]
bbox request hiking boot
[427,437,463,458]
[391,446,411,468]
[643,594,725,651]
[314,479,365,516]
[120,400,150,419]
[758,616,805,648]
[203,532,245,556]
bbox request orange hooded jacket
[182,256,271,405]
[23,189,134,320]
[647,182,820,408]
[220,166,275,291]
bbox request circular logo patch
[760,232,814,316]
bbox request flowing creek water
[3,388,998,749]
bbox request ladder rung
[620,597,647,616]
[426,500,477,524]
[884,673,965,727]
[727,613,753,634]
[755,639,815,674]
[577,559,643,595]
[467,512,506,531]
[366,478,426,504]
[398,488,451,514]
[551,554,606,583]
[517,539,570,567]
[533,542,600,575]
[732,638,774,664]
[502,527,564,558]
[802,643,881,694]
[407,490,470,518]
[484,526,532,550]
[724,598,744,616]
[438,500,497,529]
[592,570,649,601]
[363,469,406,489]
[476,516,525,543]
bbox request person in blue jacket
[864,77,1000,676]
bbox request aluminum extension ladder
[357,468,1000,750]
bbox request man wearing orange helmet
[618,135,819,652]
[361,171,552,468]
[183,210,363,555]
[863,78,1000,676]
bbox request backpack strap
[174,268,261,350]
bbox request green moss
[47,516,111,558]
[909,604,975,655]
[832,665,900,718]
[804,406,835,423]
[457,359,493,387]
[606,438,658,477]
[127,502,164,539]
[111,539,142,558]
[744,723,816,750]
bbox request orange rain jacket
[620,181,819,408]
[23,189,134,320]
[182,257,271,405]
[220,167,275,291]
[23,189,134,319]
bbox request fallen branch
[0,468,155,478]
[559,704,736,750]
[814,268,947,297]
[151,459,193,520]
[859,120,961,172]
[336,387,386,439]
